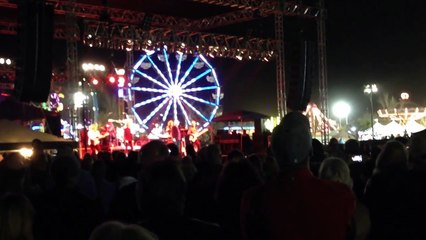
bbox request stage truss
[0,0,330,143]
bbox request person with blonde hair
[319,157,370,240]
[319,157,352,187]
[89,221,158,240]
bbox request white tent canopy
[359,122,386,140]
[405,120,426,135]
[0,119,77,150]
[384,121,405,137]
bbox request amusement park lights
[332,101,351,125]
[364,83,378,139]
[401,92,409,100]
[363,84,378,94]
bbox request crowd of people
[1,112,426,240]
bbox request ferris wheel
[130,47,221,131]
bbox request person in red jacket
[123,121,133,152]
[240,111,355,240]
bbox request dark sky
[326,0,426,117]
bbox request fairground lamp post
[364,84,378,139]
[332,101,351,127]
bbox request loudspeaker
[285,39,316,112]
[14,0,53,103]
[45,114,61,137]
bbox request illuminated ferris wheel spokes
[140,98,171,125]
[174,53,184,84]
[133,69,169,89]
[177,56,199,87]
[131,48,221,130]
[181,69,212,89]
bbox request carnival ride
[304,102,338,138]
[130,48,221,132]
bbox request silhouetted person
[400,130,426,239]
[0,193,34,240]
[33,154,100,240]
[240,112,355,240]
[0,152,26,194]
[139,159,221,240]
[186,144,222,222]
[216,159,263,240]
[364,140,408,240]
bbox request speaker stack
[284,19,317,112]
[14,0,54,103]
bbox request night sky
[326,0,426,117]
[1,0,425,119]
[210,0,426,118]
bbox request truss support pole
[318,0,329,144]
[124,50,135,120]
[65,0,81,141]
[275,11,286,119]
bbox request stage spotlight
[116,68,125,75]
[5,59,11,65]
[0,58,4,64]
[109,76,116,84]
[118,76,126,87]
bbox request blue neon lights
[130,47,221,129]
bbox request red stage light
[92,78,99,85]
[109,76,116,84]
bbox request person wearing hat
[240,111,355,240]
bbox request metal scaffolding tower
[65,0,81,140]
[317,0,329,144]
[275,10,286,118]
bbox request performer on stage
[187,121,198,137]
[187,120,201,151]
[171,120,182,150]
[148,123,164,140]
[123,120,133,152]
[105,120,117,146]
[79,127,89,157]
[88,124,105,155]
